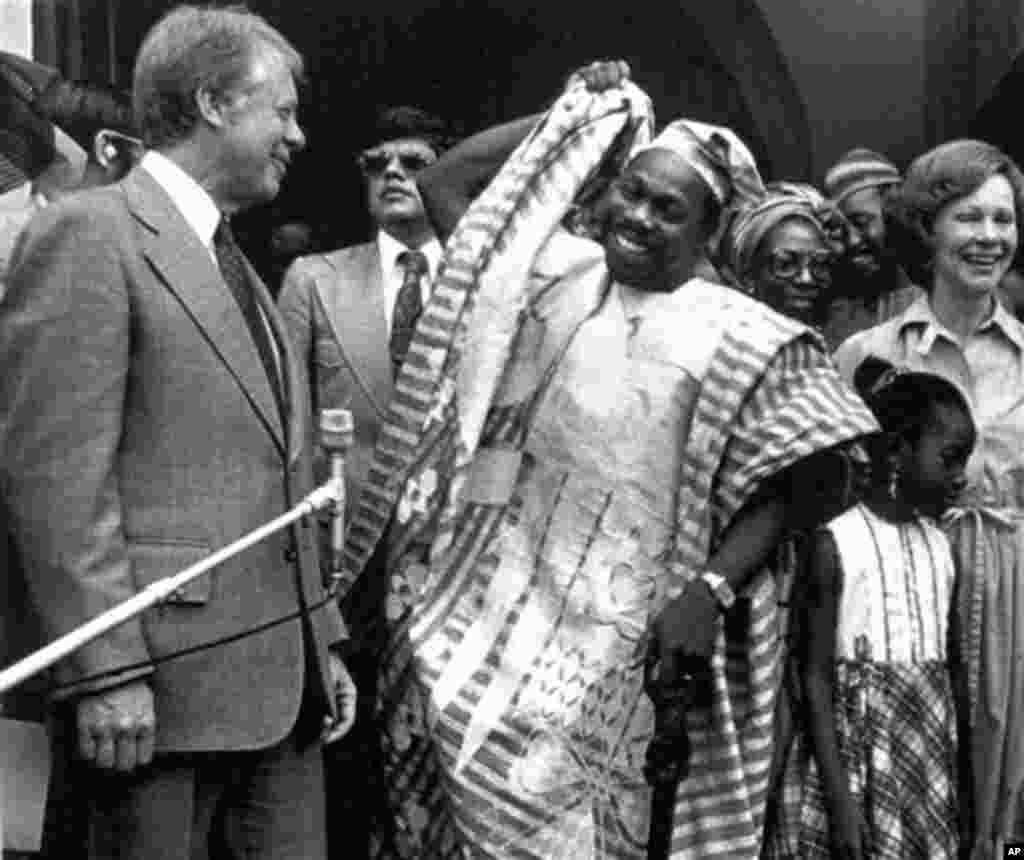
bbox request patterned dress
[765,504,959,859]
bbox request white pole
[0,483,339,696]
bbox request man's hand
[321,652,357,745]
[649,580,721,687]
[76,680,155,772]
[568,60,631,94]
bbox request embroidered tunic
[342,81,878,860]
[368,273,874,860]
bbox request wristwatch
[700,570,736,611]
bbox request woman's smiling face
[931,173,1018,300]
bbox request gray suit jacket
[0,167,346,752]
[278,243,394,522]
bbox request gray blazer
[278,243,394,522]
[0,167,346,752]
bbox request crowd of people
[2,4,1024,860]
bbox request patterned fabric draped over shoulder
[346,77,878,859]
[340,80,655,592]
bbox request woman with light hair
[835,138,1024,859]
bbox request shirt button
[283,545,298,563]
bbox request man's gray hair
[133,4,303,149]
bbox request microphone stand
[0,408,354,697]
[318,408,352,590]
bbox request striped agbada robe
[340,82,878,859]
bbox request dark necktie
[214,218,284,417]
[390,249,428,377]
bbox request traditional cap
[632,119,764,208]
[823,147,901,205]
[721,185,833,284]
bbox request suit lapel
[123,169,286,454]
[316,244,394,418]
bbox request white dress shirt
[377,229,443,334]
[140,151,282,380]
[140,151,222,260]
[835,295,1024,507]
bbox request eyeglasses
[357,149,436,177]
[765,250,834,282]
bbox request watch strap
[700,570,736,610]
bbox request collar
[140,150,221,249]
[376,229,443,281]
[898,293,1024,354]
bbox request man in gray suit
[0,6,354,859]
[278,103,453,856]
[280,105,452,516]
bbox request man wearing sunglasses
[278,103,455,857]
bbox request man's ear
[92,131,117,168]
[196,86,228,129]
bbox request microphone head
[318,408,354,454]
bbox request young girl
[764,355,975,860]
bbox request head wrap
[823,147,901,205]
[766,179,850,249]
[631,119,765,270]
[632,119,763,207]
[720,184,834,286]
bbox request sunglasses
[765,250,834,282]
[357,149,436,177]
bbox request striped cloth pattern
[341,81,653,595]
[662,312,876,857]
[350,80,877,859]
[368,292,876,859]
[822,147,901,206]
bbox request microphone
[318,408,354,591]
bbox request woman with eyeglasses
[835,139,1024,859]
[720,183,838,329]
